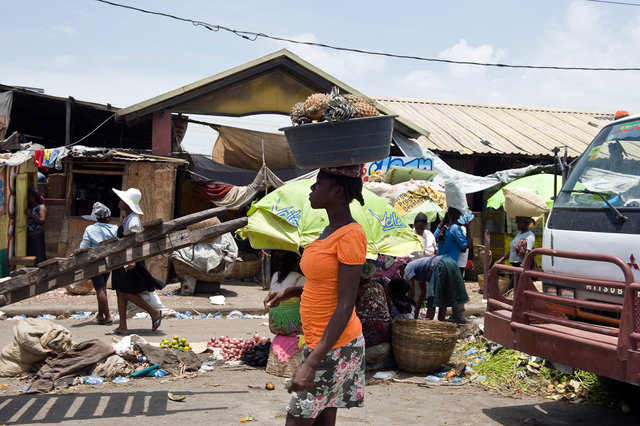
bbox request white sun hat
[112,187,144,215]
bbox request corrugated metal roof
[374,97,614,157]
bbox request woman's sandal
[105,329,128,336]
[151,315,162,331]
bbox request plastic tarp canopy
[393,134,545,194]
[189,153,306,186]
[211,124,296,170]
[238,178,424,259]
[0,91,12,139]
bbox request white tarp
[171,232,239,273]
[393,134,541,194]
[0,150,33,167]
[0,91,12,139]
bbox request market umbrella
[237,179,424,259]
[486,174,562,210]
[391,180,447,224]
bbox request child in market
[388,278,416,320]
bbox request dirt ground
[0,317,637,425]
[2,369,637,426]
[1,278,488,318]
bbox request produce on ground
[160,335,191,351]
[207,333,270,361]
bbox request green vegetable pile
[454,340,611,404]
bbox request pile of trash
[0,319,272,394]
[453,340,609,403]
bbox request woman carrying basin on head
[264,164,367,425]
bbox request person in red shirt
[265,164,367,425]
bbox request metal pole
[552,147,559,201]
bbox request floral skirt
[286,334,365,419]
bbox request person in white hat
[79,202,118,325]
[107,187,163,335]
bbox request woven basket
[265,344,304,378]
[477,274,511,294]
[172,257,230,282]
[187,217,221,244]
[391,318,457,373]
[228,253,262,280]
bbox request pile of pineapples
[290,87,379,126]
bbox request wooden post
[262,249,271,290]
[58,160,74,257]
[65,98,72,146]
[152,111,172,156]
[484,230,491,282]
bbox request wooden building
[0,85,189,280]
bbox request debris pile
[453,340,610,403]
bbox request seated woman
[356,262,392,345]
[403,255,469,323]
[388,278,416,320]
[356,262,392,369]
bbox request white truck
[484,113,640,386]
[542,113,640,326]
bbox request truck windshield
[555,119,640,209]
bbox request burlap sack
[0,319,72,377]
[503,187,550,219]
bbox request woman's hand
[288,361,317,393]
[264,286,303,310]
[263,288,286,309]
[124,263,135,272]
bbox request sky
[3,0,640,154]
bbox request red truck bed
[483,243,640,385]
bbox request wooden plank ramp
[0,207,248,307]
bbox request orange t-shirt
[299,223,367,349]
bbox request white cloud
[397,69,447,100]
[438,38,507,78]
[51,26,76,37]
[52,55,75,67]
[391,0,640,113]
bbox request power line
[66,113,115,147]
[585,0,640,6]
[94,0,640,72]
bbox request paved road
[0,318,638,425]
